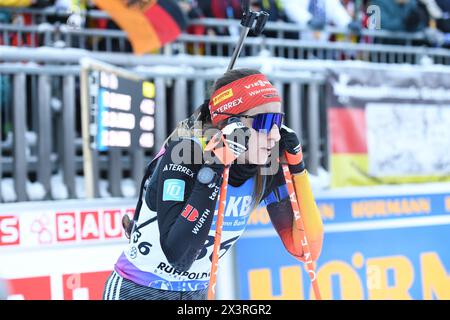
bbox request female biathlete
[103,68,324,300]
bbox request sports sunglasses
[214,112,285,133]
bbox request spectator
[419,0,444,24]
[249,0,300,40]
[415,0,450,47]
[433,0,450,33]
[0,1,53,46]
[197,0,242,36]
[370,0,429,32]
[250,0,287,22]
[53,0,89,12]
[280,0,356,29]
[176,0,208,54]
[178,0,206,36]
[341,0,370,23]
[198,0,242,20]
[334,0,368,53]
[279,0,361,41]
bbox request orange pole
[207,166,230,300]
[281,155,321,300]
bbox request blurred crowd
[1,0,450,47]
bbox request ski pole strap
[131,145,167,224]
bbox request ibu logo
[163,179,185,201]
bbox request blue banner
[237,188,450,300]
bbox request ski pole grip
[254,11,269,35]
[241,0,250,15]
[241,11,257,28]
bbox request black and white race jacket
[115,137,297,292]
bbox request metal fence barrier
[1,7,450,65]
[174,34,450,65]
[2,22,449,65]
[0,49,327,203]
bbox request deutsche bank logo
[163,179,185,201]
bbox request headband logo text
[244,80,272,89]
[212,97,244,118]
[213,89,234,106]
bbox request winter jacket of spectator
[252,0,287,22]
[54,0,88,12]
[198,0,242,19]
[370,0,428,32]
[435,0,450,32]
[279,0,352,28]
[435,0,450,13]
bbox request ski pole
[227,2,268,71]
[208,0,270,300]
[280,154,322,300]
[207,165,230,300]
[227,13,254,70]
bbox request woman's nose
[267,125,281,145]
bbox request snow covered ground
[1,173,137,203]
[3,164,450,203]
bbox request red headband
[209,74,281,126]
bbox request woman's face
[238,102,282,165]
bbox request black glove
[205,117,251,166]
[424,27,445,46]
[279,125,305,174]
[308,18,326,31]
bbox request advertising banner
[0,198,235,300]
[0,199,135,300]
[237,186,450,300]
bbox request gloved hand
[347,20,362,35]
[424,27,446,47]
[279,125,305,174]
[205,117,251,166]
[308,18,326,31]
[66,13,85,30]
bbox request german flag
[328,106,370,187]
[94,0,188,55]
[328,105,450,187]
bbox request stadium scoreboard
[88,70,155,151]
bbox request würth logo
[181,204,199,222]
